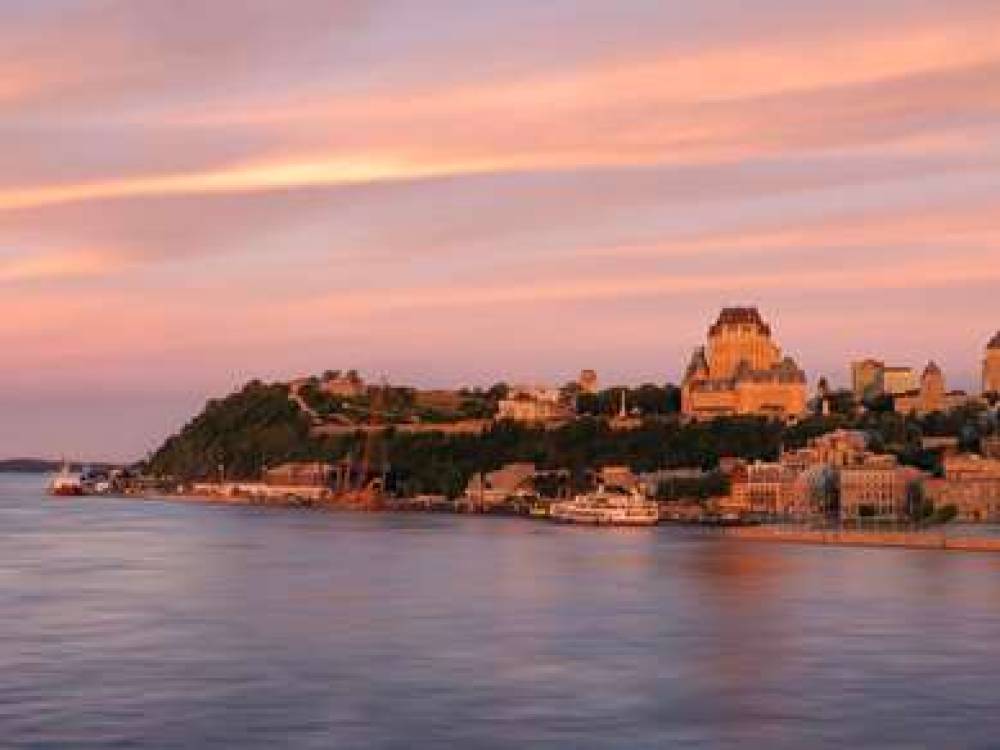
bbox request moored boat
[550,486,659,526]
[48,463,85,496]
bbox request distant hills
[0,458,121,474]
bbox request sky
[2,0,1000,461]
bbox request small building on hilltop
[681,307,807,421]
[414,389,464,414]
[497,385,572,424]
[320,371,365,398]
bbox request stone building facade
[682,307,807,421]
[578,369,599,395]
[894,362,972,416]
[882,366,918,396]
[850,360,917,399]
[838,458,919,521]
[497,385,572,423]
[728,430,921,521]
[851,359,885,401]
[984,332,1000,395]
[925,454,1000,522]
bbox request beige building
[894,362,972,416]
[682,307,807,421]
[925,454,1000,522]
[263,462,334,488]
[851,360,917,399]
[464,463,538,506]
[839,458,918,521]
[578,369,599,395]
[497,385,572,423]
[728,430,921,521]
[851,359,885,401]
[984,332,1000,395]
[730,461,807,516]
[882,366,918,396]
[983,436,1000,460]
[321,371,365,398]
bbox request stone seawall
[724,526,1000,552]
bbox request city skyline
[3,0,1000,459]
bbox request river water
[4,472,1000,749]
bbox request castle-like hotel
[678,307,999,422]
[681,307,808,420]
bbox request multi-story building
[839,458,919,521]
[925,454,1000,522]
[983,436,1000,460]
[681,307,808,421]
[264,462,334,488]
[497,385,572,423]
[728,430,921,521]
[320,371,365,398]
[895,362,973,416]
[984,332,1000,396]
[730,461,808,516]
[851,360,918,400]
[882,366,918,397]
[851,359,885,401]
[578,369,599,395]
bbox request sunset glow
[2,0,999,459]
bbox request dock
[722,526,1000,552]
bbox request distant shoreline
[0,460,121,474]
[99,489,1000,553]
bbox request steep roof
[683,347,709,382]
[709,306,771,336]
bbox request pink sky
[2,0,999,461]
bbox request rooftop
[709,306,771,336]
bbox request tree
[930,504,958,526]
[906,480,932,524]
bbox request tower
[920,361,946,413]
[984,333,1000,396]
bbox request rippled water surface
[4,473,1000,749]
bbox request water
[4,473,1000,749]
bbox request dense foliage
[147,380,998,497]
[147,381,313,479]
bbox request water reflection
[3,474,1000,749]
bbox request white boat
[550,486,660,526]
[48,463,85,497]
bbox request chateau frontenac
[681,307,808,421]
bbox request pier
[723,526,1000,552]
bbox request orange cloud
[4,13,997,213]
[294,251,1000,319]
[0,250,114,283]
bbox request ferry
[550,486,660,527]
[48,463,85,497]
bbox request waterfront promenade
[725,526,1000,552]
[129,484,1000,552]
